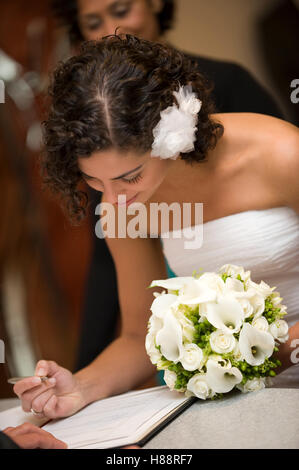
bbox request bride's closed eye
[122,173,143,184]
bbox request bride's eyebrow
[81,163,144,181]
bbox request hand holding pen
[10,360,86,419]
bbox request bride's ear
[150,0,163,14]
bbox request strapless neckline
[162,206,296,236]
[203,206,293,225]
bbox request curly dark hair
[41,34,224,223]
[51,0,176,45]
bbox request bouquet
[145,264,289,400]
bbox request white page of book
[0,405,49,429]
[42,386,192,449]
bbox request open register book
[0,386,195,449]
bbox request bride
[14,34,299,419]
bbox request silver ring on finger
[30,407,44,416]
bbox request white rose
[238,298,254,318]
[145,331,161,364]
[269,319,289,343]
[237,377,266,393]
[209,330,236,354]
[218,264,250,282]
[252,316,269,333]
[180,343,204,371]
[164,370,178,391]
[252,295,266,318]
[186,374,213,400]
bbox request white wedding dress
[160,206,299,388]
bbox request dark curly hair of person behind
[51,0,175,45]
[41,34,224,223]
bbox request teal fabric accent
[155,256,177,386]
[157,369,165,385]
[165,259,176,279]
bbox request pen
[7,376,49,385]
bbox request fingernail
[37,368,46,376]
[32,377,41,385]
[48,378,56,385]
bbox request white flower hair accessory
[151,84,202,160]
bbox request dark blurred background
[0,0,92,397]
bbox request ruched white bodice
[160,206,299,388]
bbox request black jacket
[0,431,20,449]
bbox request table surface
[1,388,299,449]
[143,387,299,449]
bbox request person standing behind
[51,0,284,372]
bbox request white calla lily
[224,277,245,294]
[150,277,194,291]
[206,297,244,334]
[178,278,217,305]
[150,293,179,318]
[195,272,226,294]
[206,359,242,393]
[147,315,163,334]
[156,310,184,363]
[239,323,275,366]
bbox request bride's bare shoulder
[212,112,298,157]
[213,112,297,140]
[211,113,299,210]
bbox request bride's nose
[103,182,124,205]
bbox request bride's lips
[116,193,139,206]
